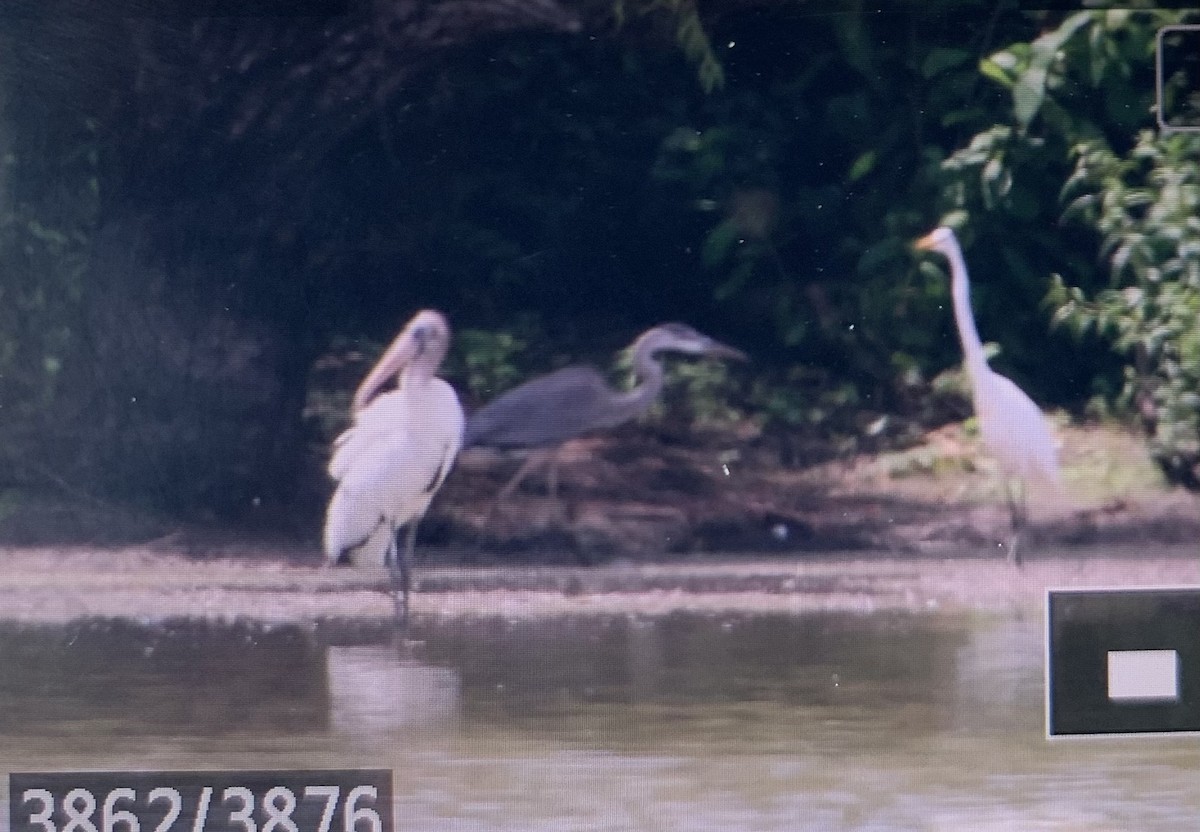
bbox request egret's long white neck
[945,242,988,377]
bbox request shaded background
[1,1,1195,538]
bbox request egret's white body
[916,227,1060,562]
[323,309,463,619]
[968,364,1060,490]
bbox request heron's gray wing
[464,365,636,449]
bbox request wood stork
[323,309,464,623]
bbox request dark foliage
[0,2,1192,528]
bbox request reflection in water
[326,645,460,738]
[950,613,1044,733]
[0,612,1195,830]
[625,616,665,699]
[0,619,328,739]
[406,613,968,753]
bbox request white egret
[916,226,1061,564]
[323,309,464,622]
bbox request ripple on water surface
[0,611,1195,830]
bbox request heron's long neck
[947,244,987,377]
[625,341,667,412]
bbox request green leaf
[856,239,900,276]
[1013,65,1048,129]
[715,258,756,302]
[848,150,876,181]
[922,48,972,79]
[979,58,1014,89]
[701,220,741,268]
[1013,11,1095,128]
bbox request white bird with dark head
[464,322,747,509]
[915,226,1061,564]
[323,309,464,622]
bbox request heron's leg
[481,455,535,532]
[495,449,552,505]
[546,449,560,503]
[482,449,554,532]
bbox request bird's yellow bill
[913,232,937,251]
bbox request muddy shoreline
[0,544,1196,626]
[2,424,1196,626]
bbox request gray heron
[916,226,1061,564]
[323,309,464,623]
[463,322,747,513]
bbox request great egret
[915,226,1061,564]
[323,309,464,622]
[463,322,747,511]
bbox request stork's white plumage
[323,309,464,622]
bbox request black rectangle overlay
[10,769,393,832]
[1048,588,1200,736]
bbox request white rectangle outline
[1157,25,1200,133]
[1045,584,1200,741]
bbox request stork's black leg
[382,521,404,625]
[389,522,419,627]
[382,521,398,571]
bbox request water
[0,611,1196,831]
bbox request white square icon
[1107,650,1179,703]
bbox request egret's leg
[1003,478,1027,566]
[1007,529,1022,566]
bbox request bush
[1052,130,1200,487]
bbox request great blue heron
[323,309,464,623]
[916,226,1061,564]
[463,322,747,512]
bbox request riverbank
[435,421,1199,559]
[4,422,1196,558]
[0,544,1195,625]
[0,421,1196,626]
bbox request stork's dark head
[351,309,453,413]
